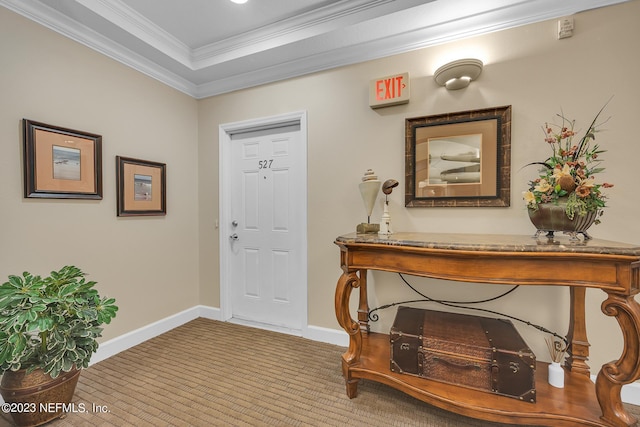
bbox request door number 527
[258,159,273,169]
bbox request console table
[334,232,640,427]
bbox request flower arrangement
[523,103,613,221]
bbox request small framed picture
[116,156,166,217]
[23,119,102,199]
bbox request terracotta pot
[528,197,598,240]
[0,368,80,427]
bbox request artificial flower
[523,102,613,221]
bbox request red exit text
[375,75,406,100]
[369,72,409,108]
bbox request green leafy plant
[522,101,614,221]
[0,266,118,378]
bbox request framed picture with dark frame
[23,119,102,199]
[405,105,511,207]
[116,156,166,217]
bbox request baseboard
[196,305,223,321]
[621,379,640,406]
[89,305,640,406]
[90,305,222,365]
[305,324,349,347]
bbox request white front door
[220,112,307,333]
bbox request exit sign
[369,72,410,109]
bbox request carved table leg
[335,271,362,398]
[357,270,370,333]
[596,292,640,427]
[565,286,591,376]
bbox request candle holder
[378,179,399,236]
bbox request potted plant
[522,102,614,240]
[0,266,117,426]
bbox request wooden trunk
[390,306,536,403]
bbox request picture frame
[116,156,166,217]
[23,119,102,199]
[405,105,511,207]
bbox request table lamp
[357,169,381,234]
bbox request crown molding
[191,0,404,68]
[192,0,630,98]
[0,0,630,99]
[0,0,197,95]
[75,0,192,67]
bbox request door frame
[219,111,308,334]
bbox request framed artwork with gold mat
[405,106,511,208]
[23,119,102,199]
[116,156,166,217]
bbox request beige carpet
[1,318,638,426]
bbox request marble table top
[335,232,640,256]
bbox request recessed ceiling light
[230,0,248,4]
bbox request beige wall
[1,1,639,374]
[198,0,640,370]
[0,8,200,341]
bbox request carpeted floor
[1,318,638,426]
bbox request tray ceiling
[0,0,628,98]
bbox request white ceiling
[1,0,629,99]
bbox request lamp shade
[359,180,380,218]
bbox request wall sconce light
[434,58,483,90]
